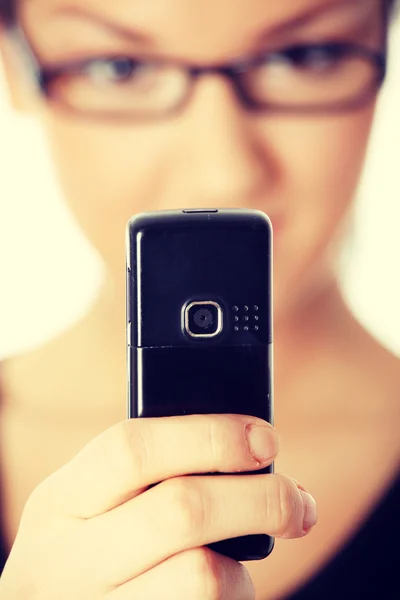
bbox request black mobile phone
[126,208,274,562]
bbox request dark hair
[0,0,397,26]
[0,0,15,24]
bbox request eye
[277,43,349,71]
[82,57,154,84]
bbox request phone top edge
[127,208,273,233]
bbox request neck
[92,271,352,394]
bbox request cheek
[43,116,175,269]
[269,106,375,309]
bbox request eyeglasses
[11,26,387,122]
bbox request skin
[0,0,399,598]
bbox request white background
[1,24,400,359]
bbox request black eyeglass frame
[9,25,388,121]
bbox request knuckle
[22,476,55,521]
[208,415,249,468]
[24,482,45,514]
[188,548,224,600]
[164,477,207,545]
[115,420,149,485]
[266,475,296,536]
[207,417,227,464]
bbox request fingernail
[246,424,279,463]
[300,490,317,533]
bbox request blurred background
[1,22,400,360]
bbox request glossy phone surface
[126,208,274,561]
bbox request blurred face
[4,0,386,321]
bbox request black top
[288,473,400,599]
[0,379,398,597]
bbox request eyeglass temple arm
[6,26,47,91]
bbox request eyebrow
[52,0,372,46]
[50,5,156,46]
[258,0,373,40]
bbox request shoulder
[338,317,400,419]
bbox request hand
[0,414,317,599]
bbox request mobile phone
[126,208,274,561]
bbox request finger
[105,547,254,600]
[29,414,278,518]
[84,473,315,585]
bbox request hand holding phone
[0,415,315,599]
[126,208,276,560]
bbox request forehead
[21,0,375,29]
[20,0,378,57]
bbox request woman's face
[5,0,385,320]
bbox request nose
[174,75,275,208]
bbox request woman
[0,0,399,598]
